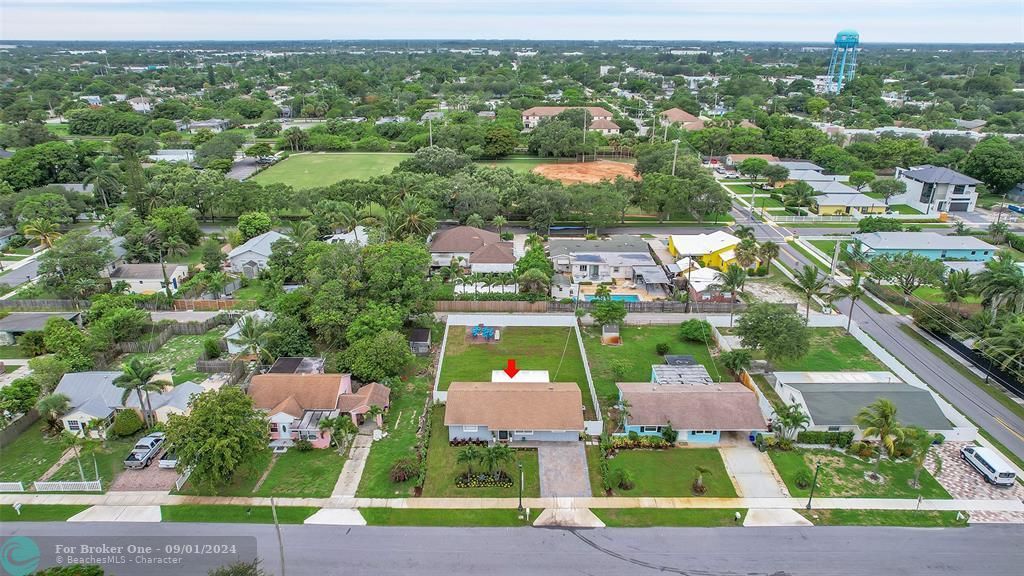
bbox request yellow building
[668,231,742,268]
[814,193,887,216]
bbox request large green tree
[735,302,809,362]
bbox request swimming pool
[583,294,641,302]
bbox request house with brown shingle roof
[428,225,517,273]
[521,106,614,129]
[616,365,767,444]
[588,117,620,135]
[659,107,698,125]
[445,382,584,443]
[248,373,389,451]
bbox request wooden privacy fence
[96,312,240,366]
[0,410,39,449]
[434,300,550,313]
[0,299,85,311]
[171,299,257,311]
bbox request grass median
[361,508,536,527]
[160,505,318,524]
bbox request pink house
[248,373,390,452]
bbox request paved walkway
[332,435,372,497]
[6,493,1022,514]
[720,443,790,498]
[537,442,592,498]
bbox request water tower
[826,29,860,93]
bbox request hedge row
[796,430,855,447]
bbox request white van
[960,445,1017,486]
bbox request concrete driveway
[719,442,790,498]
[536,442,591,497]
[108,459,178,492]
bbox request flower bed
[456,471,513,489]
[610,436,672,450]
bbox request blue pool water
[583,294,641,302]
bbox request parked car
[158,449,177,470]
[123,432,166,469]
[960,445,1016,486]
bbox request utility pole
[428,117,433,147]
[271,497,287,576]
[671,139,680,177]
[995,194,1007,224]
[831,239,842,278]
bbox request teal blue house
[615,364,767,445]
[852,232,996,262]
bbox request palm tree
[942,269,974,313]
[773,403,810,440]
[989,222,1010,244]
[782,181,816,211]
[692,465,712,495]
[206,271,229,299]
[758,241,780,273]
[905,426,935,489]
[465,213,485,228]
[784,264,829,322]
[732,225,755,240]
[228,314,276,364]
[734,238,759,269]
[831,271,866,334]
[712,265,748,327]
[330,201,361,240]
[492,215,508,236]
[719,349,752,378]
[115,358,170,428]
[457,445,483,476]
[855,398,906,478]
[83,163,122,210]
[480,444,514,474]
[36,393,70,436]
[518,268,550,295]
[366,405,384,429]
[161,236,190,259]
[975,252,1024,320]
[21,219,62,248]
[287,220,319,244]
[978,320,1024,378]
[396,197,436,239]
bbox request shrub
[627,430,640,442]
[293,439,313,452]
[655,342,670,355]
[796,430,854,448]
[203,337,222,360]
[661,424,679,444]
[679,319,712,343]
[17,331,47,357]
[389,457,419,483]
[610,468,635,491]
[500,232,514,241]
[111,409,144,437]
[794,469,813,489]
[609,359,632,380]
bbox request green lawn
[582,325,729,405]
[356,370,432,497]
[0,421,69,484]
[48,436,139,488]
[438,325,594,418]
[888,204,923,215]
[725,184,757,195]
[586,446,736,497]
[361,508,537,527]
[0,504,89,522]
[230,279,267,301]
[179,449,272,496]
[751,374,784,411]
[768,448,950,499]
[912,286,981,304]
[787,240,831,273]
[0,345,25,359]
[423,408,540,498]
[752,196,785,209]
[123,326,227,384]
[808,240,849,260]
[798,509,967,527]
[594,508,746,527]
[161,505,318,524]
[748,328,887,372]
[253,448,347,498]
[251,153,413,188]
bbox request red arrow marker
[504,359,519,379]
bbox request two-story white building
[893,165,981,213]
[549,236,671,299]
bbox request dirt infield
[531,160,639,185]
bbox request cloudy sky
[1,0,1021,43]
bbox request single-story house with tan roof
[445,382,584,443]
[658,108,704,130]
[588,118,620,135]
[521,106,614,129]
[466,241,517,273]
[249,373,390,451]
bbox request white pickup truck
[123,432,166,469]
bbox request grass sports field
[250,153,412,188]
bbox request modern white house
[548,236,669,299]
[227,231,290,278]
[107,263,189,295]
[893,165,981,213]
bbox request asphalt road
[724,201,1024,462]
[4,522,1022,576]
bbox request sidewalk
[3,492,1022,513]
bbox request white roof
[774,371,902,386]
[807,180,859,194]
[815,193,884,207]
[670,231,739,256]
[675,257,702,272]
[854,232,997,252]
[491,369,550,383]
[686,267,724,293]
[225,309,275,341]
[227,231,289,259]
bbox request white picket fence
[174,466,193,492]
[0,482,25,492]
[33,480,102,492]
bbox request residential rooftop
[853,231,997,252]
